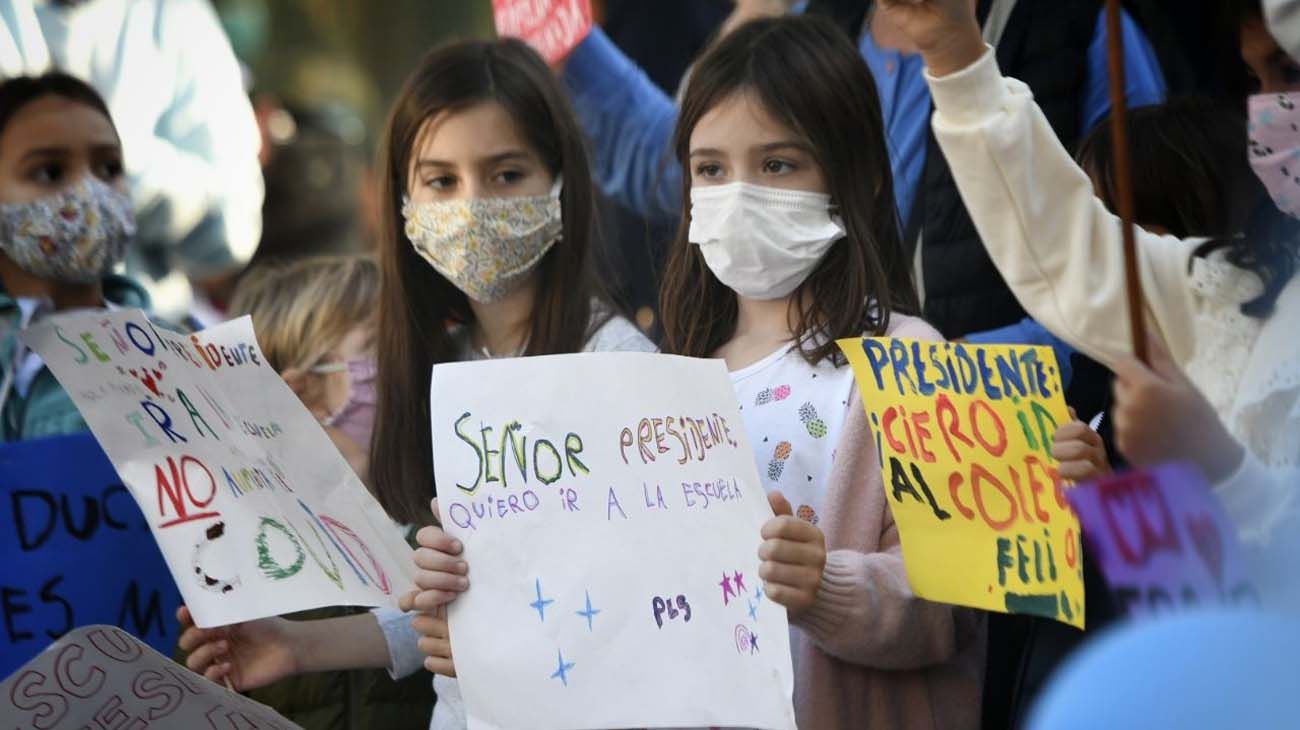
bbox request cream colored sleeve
[924,48,1201,370]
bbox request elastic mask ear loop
[549,174,564,199]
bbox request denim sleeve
[371,606,425,679]
[965,317,1076,388]
[1081,8,1168,132]
[562,27,682,224]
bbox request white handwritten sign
[432,353,796,730]
[22,311,416,628]
[1,625,303,729]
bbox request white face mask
[688,182,844,300]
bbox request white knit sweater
[926,48,1300,544]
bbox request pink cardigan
[788,315,984,730]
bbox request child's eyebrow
[19,146,68,162]
[754,141,813,155]
[414,150,534,168]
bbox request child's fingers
[398,590,417,613]
[1051,439,1100,463]
[1057,459,1100,482]
[424,656,457,677]
[408,589,460,612]
[759,515,821,543]
[177,624,220,653]
[767,490,794,517]
[414,569,469,593]
[757,537,824,567]
[415,525,462,555]
[758,562,820,590]
[762,582,812,610]
[417,635,453,661]
[176,605,193,628]
[185,639,230,674]
[204,662,234,685]
[413,547,468,575]
[411,613,449,640]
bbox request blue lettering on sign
[0,433,182,678]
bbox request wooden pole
[1105,0,1149,364]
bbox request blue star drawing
[754,584,764,602]
[750,631,760,654]
[576,590,601,631]
[530,578,555,622]
[550,649,576,686]
[747,600,759,622]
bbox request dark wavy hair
[1078,98,1299,318]
[658,15,918,366]
[371,39,609,523]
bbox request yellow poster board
[838,337,1085,628]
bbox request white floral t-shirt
[730,342,856,527]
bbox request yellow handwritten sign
[838,337,1084,628]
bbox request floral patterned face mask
[402,178,563,303]
[0,172,134,281]
[0,176,134,283]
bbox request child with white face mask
[175,38,653,730]
[403,16,984,730]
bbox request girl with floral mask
[176,39,652,728]
[0,73,144,441]
[405,17,983,730]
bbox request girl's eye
[32,163,63,184]
[95,159,124,181]
[425,175,455,190]
[493,169,525,185]
[694,162,723,178]
[762,158,796,175]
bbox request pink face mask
[1249,91,1300,219]
[313,359,377,449]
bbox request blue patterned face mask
[0,177,135,283]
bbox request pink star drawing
[733,571,746,593]
[719,572,735,605]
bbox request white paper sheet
[431,352,796,730]
[23,311,416,627]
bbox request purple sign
[1066,463,1257,616]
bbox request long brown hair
[372,39,606,523]
[659,16,918,366]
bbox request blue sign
[0,433,181,678]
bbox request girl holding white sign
[177,34,653,727]
[404,16,985,730]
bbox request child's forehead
[411,101,541,166]
[689,91,805,154]
[0,96,119,164]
